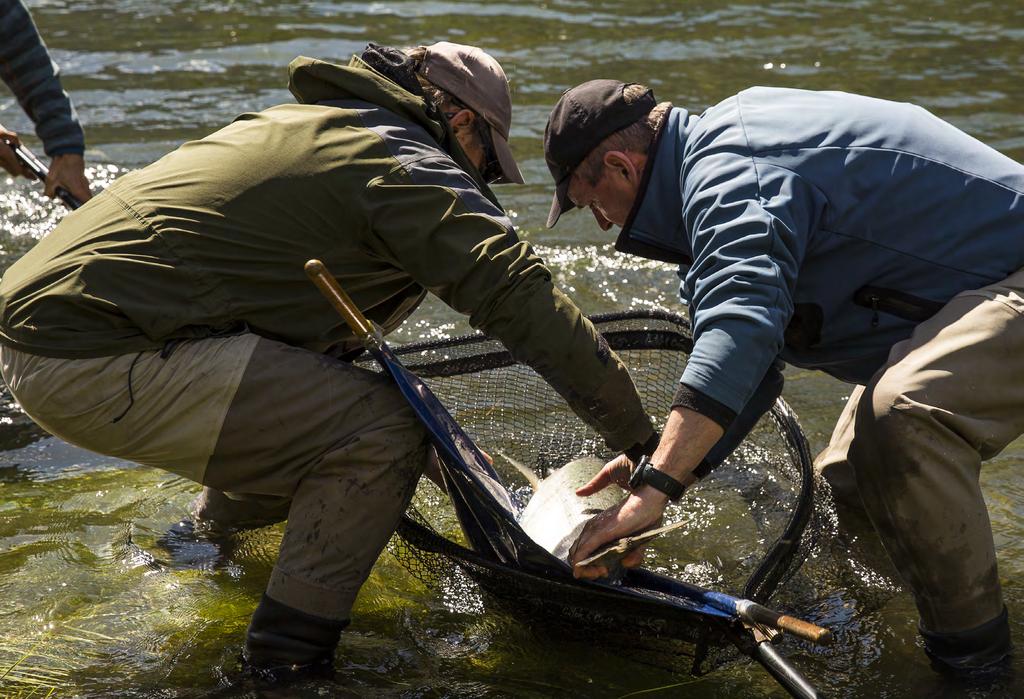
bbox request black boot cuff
[920,606,1012,672]
[245,593,349,670]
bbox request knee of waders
[859,375,919,435]
[849,378,927,477]
[920,606,1012,674]
[362,394,430,472]
[244,593,349,681]
[815,459,862,508]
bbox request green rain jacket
[0,55,654,453]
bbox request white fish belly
[518,457,622,561]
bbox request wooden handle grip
[776,615,833,645]
[742,602,833,645]
[304,259,374,338]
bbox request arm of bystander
[0,0,91,202]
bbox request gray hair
[576,85,671,185]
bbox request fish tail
[495,450,541,490]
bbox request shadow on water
[1,1,1024,697]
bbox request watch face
[628,464,643,490]
[628,456,650,490]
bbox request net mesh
[364,310,833,667]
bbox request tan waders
[0,332,429,628]
[203,337,429,621]
[815,268,1024,669]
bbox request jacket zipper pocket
[853,286,945,325]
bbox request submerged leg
[190,487,291,532]
[845,274,1024,671]
[202,338,428,671]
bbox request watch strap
[629,455,686,501]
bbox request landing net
[368,310,831,667]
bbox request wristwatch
[628,455,687,501]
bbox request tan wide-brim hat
[419,41,525,184]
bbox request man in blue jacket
[545,80,1024,673]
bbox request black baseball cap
[544,79,656,228]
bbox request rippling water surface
[1,1,1023,697]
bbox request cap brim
[490,127,524,185]
[545,176,573,228]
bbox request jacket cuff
[692,459,715,480]
[624,431,660,463]
[48,146,85,157]
[670,383,736,430]
[604,402,657,455]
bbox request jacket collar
[614,107,696,265]
[289,55,444,141]
[288,52,498,205]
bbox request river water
[1,1,1023,697]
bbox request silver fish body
[505,454,761,583]
[514,456,622,562]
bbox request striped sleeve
[0,0,84,155]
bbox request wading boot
[244,593,348,683]
[920,606,1012,678]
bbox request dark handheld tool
[0,130,82,210]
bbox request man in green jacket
[0,43,657,678]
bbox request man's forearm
[650,405,725,487]
[702,361,784,470]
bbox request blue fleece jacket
[619,87,1024,418]
[0,0,84,155]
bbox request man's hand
[568,405,726,579]
[575,453,635,496]
[1,126,92,203]
[0,127,33,178]
[568,485,668,579]
[46,153,92,203]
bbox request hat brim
[490,127,524,185]
[545,176,573,228]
